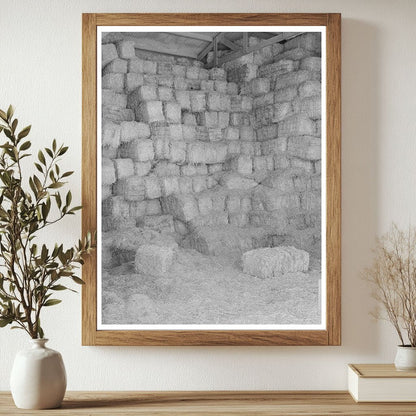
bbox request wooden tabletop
[1,391,416,415]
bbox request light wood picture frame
[82,13,341,346]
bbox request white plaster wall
[0,0,415,390]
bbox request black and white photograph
[98,28,325,329]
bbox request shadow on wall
[341,19,381,356]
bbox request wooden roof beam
[206,32,302,68]
[166,32,214,43]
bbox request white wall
[1,0,416,391]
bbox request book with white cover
[348,364,416,402]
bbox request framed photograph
[82,13,341,346]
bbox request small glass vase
[394,345,416,371]
[10,338,67,409]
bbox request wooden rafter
[206,32,303,68]
[166,32,214,43]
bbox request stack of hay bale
[101,31,322,270]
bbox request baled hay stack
[178,176,193,194]
[198,111,218,128]
[102,185,112,201]
[116,40,135,59]
[239,126,256,142]
[274,85,298,103]
[153,136,170,160]
[284,32,321,52]
[272,102,293,123]
[146,199,162,216]
[102,195,130,218]
[225,127,239,141]
[197,194,213,216]
[158,86,173,101]
[290,157,314,174]
[261,171,296,193]
[128,57,145,73]
[114,176,146,202]
[227,141,241,155]
[125,73,144,92]
[248,210,288,229]
[253,156,268,174]
[274,70,319,91]
[252,185,300,211]
[113,158,134,180]
[102,73,124,93]
[120,121,151,143]
[190,91,206,112]
[163,102,182,124]
[300,57,321,72]
[278,114,315,137]
[192,175,208,193]
[134,244,176,276]
[200,80,215,91]
[187,142,227,165]
[188,225,253,256]
[120,138,154,162]
[242,246,309,278]
[208,163,223,174]
[174,219,188,235]
[175,90,191,110]
[287,136,321,160]
[226,193,241,213]
[298,80,321,99]
[229,213,249,227]
[163,194,199,222]
[129,200,147,218]
[292,95,321,120]
[226,82,238,95]
[169,140,187,164]
[219,172,257,190]
[102,121,121,148]
[261,138,287,155]
[182,125,196,141]
[142,214,175,233]
[134,161,152,177]
[230,155,253,176]
[154,161,180,177]
[137,100,165,123]
[256,124,278,142]
[250,78,270,96]
[208,128,223,142]
[188,212,229,231]
[301,191,321,212]
[209,67,226,81]
[161,176,180,196]
[144,175,162,199]
[102,158,116,185]
[102,43,118,68]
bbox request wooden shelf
[1,391,416,415]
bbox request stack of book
[348,364,416,402]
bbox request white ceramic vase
[394,346,416,371]
[10,339,66,409]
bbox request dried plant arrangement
[0,105,94,339]
[363,223,416,346]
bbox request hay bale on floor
[242,246,309,278]
[135,244,176,276]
